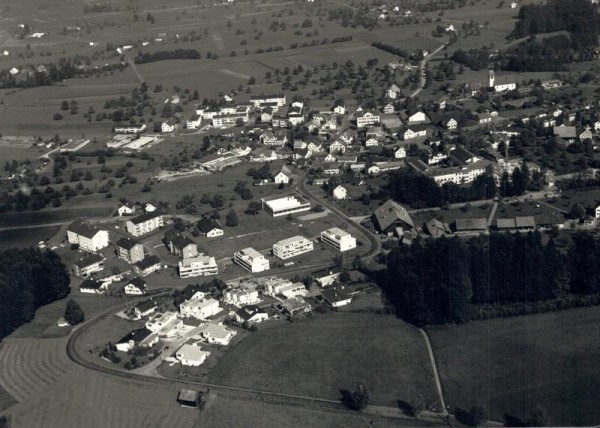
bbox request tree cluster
[0,248,70,339]
[134,49,201,64]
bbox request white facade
[126,213,164,237]
[118,204,135,216]
[67,228,109,253]
[321,227,357,252]
[145,311,178,333]
[234,248,270,272]
[274,171,290,184]
[223,288,260,306]
[356,111,380,128]
[124,282,146,295]
[180,297,221,320]
[186,114,202,129]
[333,185,347,200]
[178,254,218,278]
[279,282,308,299]
[272,236,314,260]
[262,196,311,217]
[176,343,210,366]
[199,323,237,346]
[161,121,176,133]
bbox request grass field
[0,225,61,250]
[208,312,439,409]
[428,305,600,426]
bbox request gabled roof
[373,200,414,232]
[128,211,163,225]
[80,279,103,290]
[425,218,451,237]
[117,327,153,345]
[455,218,487,231]
[169,233,196,250]
[321,286,353,304]
[128,276,147,289]
[68,220,103,239]
[135,255,161,270]
[116,237,141,250]
[135,299,157,313]
[197,217,222,234]
[235,304,267,321]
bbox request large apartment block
[272,235,314,260]
[126,211,164,237]
[116,237,145,264]
[178,254,218,279]
[261,196,311,217]
[67,221,109,253]
[320,227,357,252]
[234,247,270,273]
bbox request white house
[67,221,109,253]
[356,111,381,128]
[175,343,210,366]
[145,311,178,334]
[178,254,218,278]
[595,205,600,219]
[394,146,407,159]
[79,279,107,294]
[161,119,176,133]
[273,165,293,184]
[197,217,223,237]
[180,295,221,320]
[333,185,347,200]
[235,305,269,324]
[386,84,401,99]
[126,212,164,237]
[223,288,260,307]
[186,114,202,130]
[407,111,428,124]
[117,202,136,216]
[116,328,158,353]
[124,277,147,295]
[198,323,237,346]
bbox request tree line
[378,232,600,326]
[0,248,70,339]
[134,49,201,64]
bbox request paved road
[409,44,446,99]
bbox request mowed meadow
[429,305,600,426]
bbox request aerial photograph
[1,0,600,426]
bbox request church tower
[488,69,495,88]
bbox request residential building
[278,282,307,299]
[180,296,221,320]
[117,202,136,216]
[262,276,294,296]
[126,211,164,237]
[333,185,347,200]
[116,237,145,264]
[178,254,218,278]
[356,111,381,128]
[175,343,210,366]
[166,232,198,259]
[322,286,353,307]
[198,323,237,346]
[124,277,147,295]
[67,221,109,252]
[234,247,270,272]
[314,268,341,287]
[161,119,176,133]
[261,196,311,217]
[372,200,415,234]
[272,236,314,260]
[454,218,488,235]
[79,279,107,294]
[250,94,287,109]
[186,114,202,129]
[72,253,104,278]
[146,311,178,333]
[235,305,269,324]
[115,328,158,352]
[282,297,311,316]
[223,288,260,307]
[134,299,157,318]
[114,123,146,134]
[425,218,451,238]
[197,217,224,237]
[321,227,357,252]
[274,165,293,184]
[134,255,161,276]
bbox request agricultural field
[428,305,600,426]
[208,312,439,409]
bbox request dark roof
[321,286,353,304]
[128,211,163,225]
[74,253,103,268]
[197,217,222,234]
[135,255,161,270]
[79,279,103,290]
[128,277,147,289]
[455,218,488,231]
[116,237,141,250]
[68,220,103,239]
[312,267,341,278]
[373,200,414,232]
[117,327,153,345]
[235,304,266,321]
[135,299,157,313]
[451,146,477,163]
[168,233,195,250]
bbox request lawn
[0,225,61,251]
[428,305,600,425]
[208,312,439,408]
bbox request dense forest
[511,0,599,50]
[0,248,70,339]
[379,232,600,326]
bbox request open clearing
[428,305,600,425]
[208,313,439,408]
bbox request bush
[64,299,84,325]
[53,113,63,120]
